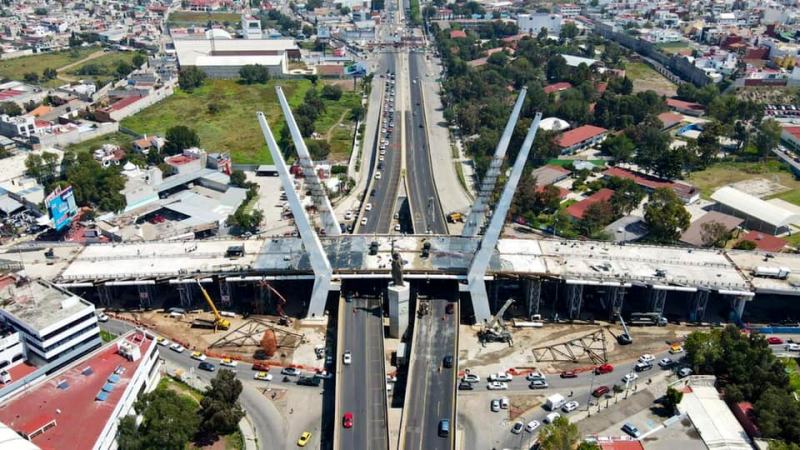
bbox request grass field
[121,79,359,164]
[0,46,101,87]
[66,132,133,154]
[684,160,800,198]
[655,42,692,55]
[66,50,138,81]
[782,358,800,395]
[624,60,677,96]
[167,11,242,25]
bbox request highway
[338,296,389,450]
[407,50,448,234]
[401,296,458,450]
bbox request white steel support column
[524,278,542,318]
[462,89,527,236]
[467,112,542,324]
[649,288,668,314]
[137,284,154,310]
[607,286,626,319]
[258,112,333,319]
[566,282,584,320]
[218,278,231,306]
[691,289,709,322]
[276,86,341,236]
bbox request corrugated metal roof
[711,186,800,228]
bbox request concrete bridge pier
[690,289,710,322]
[523,278,542,318]
[218,278,232,306]
[730,295,749,322]
[566,281,584,320]
[97,284,112,307]
[176,282,194,309]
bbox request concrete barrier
[333,296,346,450]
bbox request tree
[132,52,146,67]
[664,386,683,414]
[62,152,126,212]
[579,201,615,236]
[734,239,757,250]
[350,105,365,121]
[756,118,782,158]
[644,188,690,243]
[25,151,59,185]
[546,55,568,82]
[34,7,47,15]
[239,64,270,84]
[77,63,102,76]
[700,221,731,248]
[207,102,221,114]
[227,208,263,234]
[534,184,562,212]
[306,139,331,160]
[198,369,245,438]
[321,84,343,100]
[230,170,247,188]
[559,22,579,40]
[769,441,800,450]
[23,72,39,83]
[304,88,325,114]
[118,389,199,450]
[539,416,580,450]
[487,51,508,66]
[601,134,635,162]
[42,67,57,80]
[116,60,134,78]
[178,66,207,92]
[577,443,601,450]
[608,178,644,216]
[0,101,22,116]
[164,126,200,155]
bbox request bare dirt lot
[458,323,692,374]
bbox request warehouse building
[173,36,301,78]
[711,186,800,235]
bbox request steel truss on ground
[531,329,607,364]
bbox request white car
[394,224,401,231]
[365,203,373,211]
[525,371,546,381]
[658,357,673,368]
[525,420,540,432]
[544,412,561,424]
[281,367,301,376]
[343,351,352,365]
[220,358,238,367]
[254,371,273,381]
[490,399,500,412]
[462,373,480,383]
[344,211,353,221]
[156,337,170,347]
[487,381,508,390]
[191,351,206,361]
[638,354,655,364]
[678,368,693,378]
[500,397,509,409]
[785,343,800,351]
[562,401,579,413]
[97,312,109,322]
[375,172,382,180]
[511,421,524,434]
[489,372,513,382]
[379,155,385,161]
[361,217,368,226]
[622,373,639,383]
[169,343,185,353]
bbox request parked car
[297,376,321,387]
[562,401,579,413]
[669,344,684,354]
[658,357,674,368]
[169,343,185,353]
[634,362,653,372]
[622,422,641,438]
[525,420,540,433]
[500,397,509,409]
[767,336,784,345]
[458,382,474,391]
[96,312,109,322]
[281,367,301,376]
[343,351,352,365]
[489,372,512,382]
[198,361,216,372]
[462,373,480,383]
[191,351,206,361]
[622,373,639,383]
[254,371,273,381]
[560,370,578,378]
[220,358,238,367]
[511,421,524,434]
[678,368,693,378]
[544,412,561,424]
[487,381,508,390]
[785,343,800,351]
[638,354,655,364]
[490,399,500,412]
[595,364,614,375]
[525,371,546,381]
[592,386,610,397]
[528,379,548,389]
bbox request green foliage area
[67,51,139,80]
[0,46,101,87]
[538,416,580,450]
[178,66,207,92]
[409,0,421,25]
[118,388,200,450]
[644,188,690,243]
[239,64,271,85]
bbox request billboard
[45,185,78,232]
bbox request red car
[592,386,611,397]
[595,364,614,375]
[767,336,784,345]
[343,412,353,429]
[560,370,578,378]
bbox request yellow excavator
[191,280,231,331]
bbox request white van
[545,393,566,411]
[544,412,561,424]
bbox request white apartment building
[0,114,36,138]
[517,13,562,35]
[555,3,581,18]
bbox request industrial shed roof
[711,186,800,228]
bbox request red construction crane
[259,280,290,325]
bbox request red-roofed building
[566,188,614,219]
[743,47,769,61]
[0,331,161,450]
[604,166,699,203]
[537,184,570,199]
[657,111,684,130]
[781,126,800,151]
[666,98,706,116]
[95,96,144,122]
[556,125,607,154]
[450,30,467,39]
[595,82,608,95]
[544,81,573,94]
[739,230,787,252]
[597,439,645,450]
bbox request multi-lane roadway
[338,296,389,450]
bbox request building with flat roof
[0,330,161,450]
[675,376,753,450]
[173,38,300,78]
[0,277,100,367]
[679,211,743,247]
[711,186,800,235]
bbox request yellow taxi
[297,431,312,447]
[669,344,684,354]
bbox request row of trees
[119,370,245,449]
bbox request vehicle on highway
[169,343,185,353]
[198,361,215,372]
[361,217,368,226]
[458,382,474,390]
[669,344,684,354]
[489,372,513,382]
[490,399,500,412]
[562,401,579,413]
[343,351,352,365]
[156,337,170,346]
[443,355,453,368]
[525,420,540,432]
[394,224,401,231]
[438,419,449,437]
[298,376,321,387]
[375,172,382,179]
[639,354,655,364]
[560,370,578,378]
[525,371,546,381]
[635,362,653,372]
[544,412,561,424]
[528,379,548,389]
[658,357,674,368]
[767,336,784,344]
[365,203,372,211]
[343,412,353,429]
[785,343,800,351]
[344,211,353,221]
[281,367,301,376]
[622,423,641,438]
[220,358,238,367]
[191,351,206,361]
[500,397,509,409]
[462,372,480,383]
[254,371,273,381]
[511,421,524,434]
[592,386,610,397]
[487,381,508,390]
[545,393,566,410]
[595,364,614,374]
[678,367,693,378]
[622,373,639,383]
[297,431,312,447]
